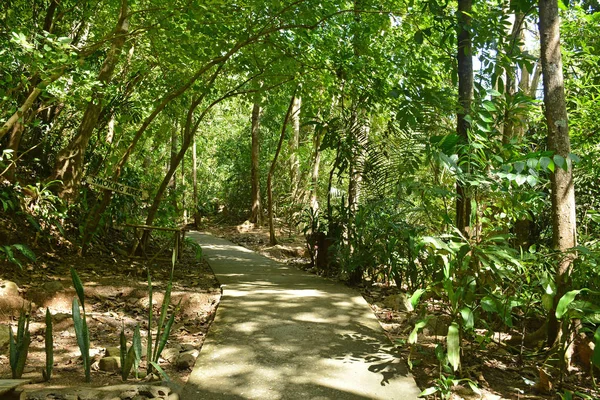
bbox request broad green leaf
[592,326,600,368]
[409,319,428,344]
[540,156,554,172]
[526,175,538,187]
[556,289,582,319]
[410,288,426,309]
[447,322,460,371]
[418,387,439,397]
[515,174,527,186]
[553,155,566,171]
[460,307,474,330]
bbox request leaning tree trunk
[51,0,129,201]
[250,102,263,225]
[539,0,577,347]
[268,89,297,246]
[456,0,473,236]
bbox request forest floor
[0,218,596,399]
[0,224,221,398]
[207,222,596,400]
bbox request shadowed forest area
[1,0,600,398]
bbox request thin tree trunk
[268,88,298,246]
[310,127,323,211]
[539,0,577,347]
[192,136,199,226]
[5,121,24,181]
[250,102,262,225]
[502,12,525,144]
[81,63,224,252]
[51,0,129,201]
[169,120,179,213]
[456,0,473,236]
[289,95,301,204]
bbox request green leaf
[556,289,582,319]
[414,31,423,45]
[553,155,566,171]
[592,326,600,368]
[409,319,428,344]
[540,156,554,172]
[515,174,527,186]
[447,322,460,371]
[149,361,171,382]
[514,161,525,173]
[460,307,474,330]
[468,381,481,395]
[418,386,439,397]
[13,244,36,261]
[70,268,85,312]
[45,308,53,381]
[410,288,426,309]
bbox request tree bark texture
[502,12,525,144]
[192,137,199,226]
[539,0,577,346]
[250,102,263,225]
[456,0,473,236]
[52,0,129,201]
[289,95,301,203]
[268,89,297,246]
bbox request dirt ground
[1,220,597,399]
[208,222,597,400]
[0,228,220,397]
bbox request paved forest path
[181,232,420,400]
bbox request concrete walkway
[182,232,420,400]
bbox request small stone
[181,344,195,351]
[161,347,180,363]
[105,346,121,357]
[99,356,121,372]
[119,389,138,399]
[383,293,413,312]
[176,350,199,370]
[168,394,180,400]
[0,280,19,297]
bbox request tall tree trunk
[289,95,301,204]
[310,126,323,211]
[268,88,298,245]
[192,136,199,226]
[502,12,525,144]
[250,102,263,225]
[169,120,179,213]
[456,0,473,236]
[51,0,129,201]
[539,0,577,347]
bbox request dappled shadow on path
[182,232,418,400]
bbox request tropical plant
[9,308,31,379]
[70,267,91,382]
[43,308,53,381]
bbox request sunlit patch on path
[182,232,420,400]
